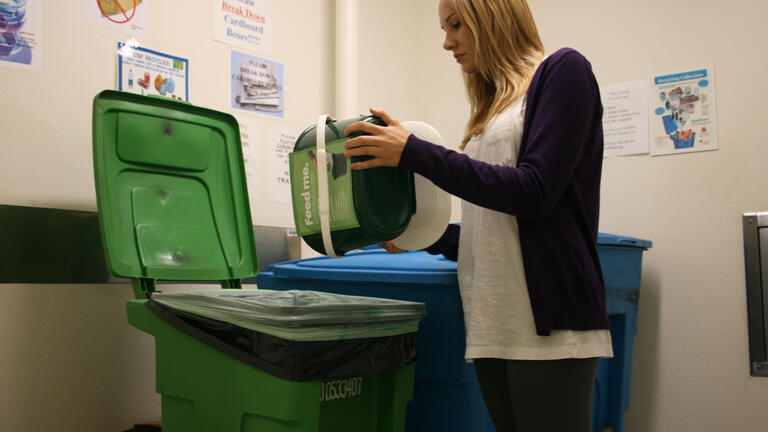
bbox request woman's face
[439,0,476,74]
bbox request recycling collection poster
[649,67,718,156]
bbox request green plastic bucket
[290,115,416,256]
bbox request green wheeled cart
[92,90,423,431]
[126,299,416,431]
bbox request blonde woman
[344,0,611,430]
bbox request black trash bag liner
[146,299,418,382]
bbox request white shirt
[459,97,613,360]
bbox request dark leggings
[474,357,599,432]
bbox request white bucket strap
[315,114,338,257]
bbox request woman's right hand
[379,240,405,254]
[344,108,410,170]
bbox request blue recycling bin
[256,248,497,432]
[593,233,652,432]
[257,233,651,432]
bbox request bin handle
[315,114,338,258]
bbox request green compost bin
[290,116,417,256]
[92,90,423,431]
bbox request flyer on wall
[235,115,263,213]
[85,0,148,39]
[0,0,43,71]
[602,80,649,157]
[117,41,189,101]
[268,125,299,204]
[649,67,718,156]
[230,49,284,118]
[213,0,273,53]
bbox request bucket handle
[315,114,338,258]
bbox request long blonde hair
[448,0,545,149]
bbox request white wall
[0,284,158,430]
[0,1,336,430]
[358,1,417,120]
[411,0,768,431]
[0,0,336,227]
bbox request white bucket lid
[391,121,452,251]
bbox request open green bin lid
[92,90,258,288]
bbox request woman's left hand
[343,108,410,170]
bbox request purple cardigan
[399,48,608,336]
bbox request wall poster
[0,0,43,71]
[602,80,649,157]
[268,125,298,204]
[650,67,717,156]
[236,115,263,213]
[117,41,189,101]
[85,0,148,39]
[213,0,273,53]
[230,49,284,118]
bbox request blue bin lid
[266,236,649,285]
[598,233,652,249]
[266,248,458,285]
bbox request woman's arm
[344,51,601,221]
[398,52,601,220]
[423,223,460,261]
